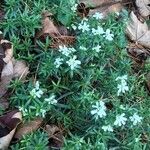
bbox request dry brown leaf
[90,2,123,16]
[1,60,13,77]
[0,43,5,80]
[36,12,60,39]
[79,0,116,7]
[127,46,149,63]
[51,36,75,48]
[77,3,90,17]
[36,11,76,47]
[14,118,43,140]
[0,92,10,111]
[13,60,29,79]
[45,124,64,149]
[0,40,13,64]
[126,11,150,48]
[57,26,69,36]
[0,110,22,150]
[136,0,150,17]
[0,60,13,97]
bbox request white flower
[69,47,76,53]
[135,138,140,143]
[102,125,113,132]
[58,45,76,56]
[54,58,63,68]
[92,45,102,52]
[78,22,90,32]
[30,89,37,98]
[79,46,87,51]
[71,4,78,12]
[114,113,127,126]
[92,26,105,35]
[36,89,44,98]
[30,88,44,99]
[35,81,40,90]
[104,29,114,41]
[18,106,28,116]
[130,113,143,125]
[117,82,129,96]
[81,17,88,22]
[58,45,70,56]
[116,75,128,81]
[40,109,46,117]
[71,24,77,30]
[93,12,104,20]
[91,101,106,119]
[115,12,120,16]
[116,75,129,96]
[44,94,57,105]
[119,105,126,110]
[66,55,81,70]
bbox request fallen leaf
[36,11,75,48]
[77,2,90,17]
[89,2,123,17]
[36,11,60,39]
[1,60,13,77]
[0,60,13,97]
[79,0,115,8]
[57,26,69,36]
[14,118,43,140]
[51,36,75,48]
[136,0,150,17]
[126,11,150,48]
[45,124,64,149]
[0,110,22,150]
[0,40,13,64]
[13,60,29,79]
[127,44,149,63]
[0,92,10,111]
[0,43,5,80]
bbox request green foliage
[11,130,49,150]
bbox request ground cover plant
[0,0,150,149]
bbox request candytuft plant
[1,0,150,149]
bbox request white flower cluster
[116,75,129,96]
[93,12,104,20]
[114,113,127,126]
[35,94,57,118]
[102,125,113,132]
[55,45,81,70]
[91,101,106,120]
[58,45,76,57]
[114,113,143,127]
[92,27,114,41]
[78,20,90,32]
[91,101,143,132]
[77,21,114,41]
[92,26,105,35]
[71,3,78,12]
[130,113,143,126]
[44,94,57,105]
[92,45,102,52]
[70,12,114,41]
[30,81,43,98]
[66,55,81,70]
[54,58,63,68]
